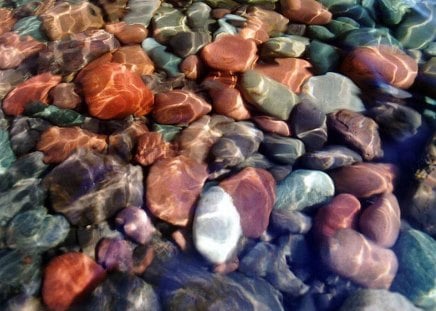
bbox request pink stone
[152,90,211,125]
[219,167,276,238]
[200,35,258,72]
[239,16,270,44]
[280,0,332,24]
[321,228,398,289]
[252,115,291,136]
[180,55,205,80]
[359,193,401,248]
[49,82,81,109]
[134,132,175,166]
[2,72,62,116]
[96,238,134,272]
[111,45,155,76]
[146,155,208,226]
[115,207,155,245]
[0,9,15,36]
[105,22,148,44]
[314,194,361,239]
[0,32,45,69]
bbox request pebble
[96,238,134,272]
[146,155,208,226]
[108,121,149,161]
[280,0,332,24]
[105,22,148,44]
[270,209,313,235]
[327,109,383,161]
[274,169,335,212]
[115,207,155,245]
[219,167,276,238]
[111,45,155,76]
[0,32,45,70]
[180,54,205,80]
[260,134,306,165]
[308,40,342,74]
[77,222,122,259]
[329,163,397,198]
[321,228,398,289]
[152,5,190,44]
[134,132,174,166]
[141,38,182,77]
[252,116,291,137]
[340,27,401,49]
[49,83,81,110]
[0,69,26,100]
[260,36,308,59]
[193,186,242,264]
[13,16,46,42]
[300,145,362,170]
[96,0,127,23]
[186,2,212,31]
[359,193,401,248]
[42,252,106,311]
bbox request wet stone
[327,17,359,37]
[280,0,332,24]
[24,101,85,127]
[340,27,401,49]
[0,32,45,70]
[300,145,362,171]
[306,25,336,41]
[134,131,174,166]
[269,209,313,235]
[260,36,308,59]
[180,54,205,80]
[122,0,160,28]
[377,0,416,25]
[152,5,190,44]
[152,123,182,142]
[13,16,46,42]
[0,9,15,36]
[186,2,212,31]
[308,40,342,75]
[96,238,134,272]
[105,22,148,45]
[0,69,26,100]
[49,82,81,110]
[94,0,127,23]
[115,207,155,245]
[252,116,291,137]
[142,38,182,77]
[168,31,210,58]
[329,4,375,27]
[9,117,50,156]
[0,129,15,175]
[260,134,305,165]
[77,222,122,259]
[111,45,155,76]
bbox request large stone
[0,32,45,69]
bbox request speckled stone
[280,0,332,24]
[141,38,182,77]
[49,83,81,109]
[253,116,291,136]
[134,132,175,166]
[322,228,398,289]
[240,70,299,120]
[37,126,107,164]
[123,0,160,28]
[105,22,148,44]
[0,130,15,175]
[146,155,208,226]
[329,163,397,198]
[327,109,382,160]
[0,9,15,36]
[219,167,276,238]
[24,101,85,127]
[96,238,134,272]
[115,207,155,245]
[193,186,242,263]
[42,252,106,311]
[300,145,362,170]
[260,134,305,165]
[111,45,155,76]
[274,169,335,212]
[0,32,45,70]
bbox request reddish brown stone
[329,163,397,198]
[322,228,398,289]
[77,62,154,119]
[96,238,134,272]
[359,193,401,248]
[204,71,238,88]
[220,167,276,238]
[2,72,62,116]
[180,55,205,80]
[0,32,45,69]
[105,22,148,44]
[49,82,81,109]
[152,90,211,125]
[37,126,108,164]
[146,155,208,226]
[200,35,258,72]
[240,16,270,44]
[111,45,155,76]
[341,45,418,89]
[40,2,105,41]
[327,109,383,161]
[255,58,313,93]
[253,115,291,136]
[280,0,332,24]
[42,252,106,311]
[134,132,175,166]
[0,9,15,36]
[314,194,361,239]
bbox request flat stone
[193,186,242,264]
[300,145,362,170]
[280,0,332,24]
[219,167,276,238]
[134,132,175,166]
[111,45,155,76]
[252,116,291,136]
[105,22,148,44]
[0,9,15,36]
[260,134,305,165]
[146,155,208,226]
[0,32,45,69]
[115,207,155,245]
[49,82,81,109]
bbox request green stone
[424,42,436,57]
[260,36,308,59]
[392,229,436,309]
[0,130,15,175]
[308,40,341,74]
[306,25,336,41]
[329,4,375,27]
[340,27,401,48]
[24,102,85,127]
[152,5,191,43]
[13,16,47,42]
[152,123,182,141]
[204,0,240,9]
[327,17,360,37]
[378,0,417,25]
[142,38,182,77]
[240,70,299,121]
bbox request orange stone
[252,115,291,136]
[280,0,332,24]
[200,35,258,72]
[180,55,205,80]
[134,132,175,166]
[2,72,62,116]
[111,45,155,76]
[0,32,45,69]
[37,126,108,163]
[105,22,148,44]
[240,16,270,44]
[42,252,106,311]
[341,45,418,89]
[49,83,81,109]
[0,9,15,36]
[77,62,154,119]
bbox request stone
[37,126,107,164]
[308,40,342,74]
[260,134,305,165]
[107,121,149,161]
[377,0,416,25]
[44,149,144,226]
[24,102,85,127]
[392,229,436,309]
[77,62,154,119]
[13,16,46,42]
[0,69,26,100]
[146,155,208,226]
[260,36,308,59]
[341,45,418,89]
[340,28,401,49]
[77,222,122,259]
[255,58,313,93]
[201,35,257,72]
[300,145,362,170]
[49,83,81,109]
[219,167,276,238]
[240,70,299,120]
[193,186,242,263]
[274,169,335,212]
[252,116,291,136]
[326,17,359,36]
[168,31,210,58]
[289,101,328,151]
[152,6,190,44]
[141,38,182,77]
[94,0,127,23]
[42,252,106,311]
[280,0,332,24]
[9,117,49,157]
[2,295,45,311]
[270,209,312,235]
[0,129,15,175]
[186,2,212,31]
[0,9,15,36]
[111,45,155,76]
[6,208,70,251]
[96,238,134,272]
[0,32,45,69]
[329,163,397,198]
[359,193,401,248]
[105,22,148,44]
[327,109,383,160]
[180,55,205,80]
[322,228,398,289]
[330,4,375,27]
[115,207,155,245]
[306,25,336,41]
[123,0,160,28]
[134,132,174,166]
[40,2,105,41]
[417,57,436,98]
[301,72,365,114]
[152,90,211,125]
[339,289,421,311]
[314,194,361,239]
[2,72,61,116]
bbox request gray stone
[270,209,312,235]
[260,36,308,59]
[0,130,15,175]
[123,0,160,27]
[300,145,362,171]
[260,134,305,165]
[9,117,50,157]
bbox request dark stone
[299,145,362,171]
[9,117,50,156]
[260,134,305,165]
[168,31,210,58]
